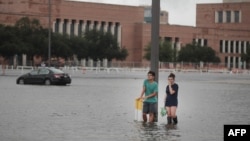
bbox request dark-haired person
[165,73,179,124]
[139,71,158,123]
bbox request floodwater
[0,70,250,141]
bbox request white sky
[68,0,222,26]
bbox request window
[70,20,75,37]
[220,40,223,53]
[235,41,239,53]
[100,21,105,32]
[234,11,240,23]
[144,8,151,17]
[226,11,231,23]
[241,41,245,53]
[225,56,228,67]
[39,69,50,75]
[55,19,60,33]
[204,39,208,46]
[93,21,98,30]
[218,11,223,23]
[198,39,202,46]
[235,57,239,68]
[86,20,91,32]
[115,22,120,39]
[78,20,83,37]
[225,40,228,53]
[230,57,233,68]
[30,70,39,75]
[193,38,196,43]
[230,41,234,53]
[165,37,172,42]
[63,19,68,35]
[108,22,112,33]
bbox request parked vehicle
[16,67,71,85]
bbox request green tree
[1,18,128,66]
[0,25,21,58]
[115,47,128,61]
[14,17,48,58]
[51,33,73,58]
[84,29,128,61]
[143,40,174,62]
[0,24,21,74]
[178,42,220,63]
[69,36,88,60]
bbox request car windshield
[50,68,64,74]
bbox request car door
[37,68,50,84]
[26,70,40,84]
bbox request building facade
[196,2,250,69]
[0,0,250,69]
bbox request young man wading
[139,71,158,123]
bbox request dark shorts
[165,99,178,107]
[143,102,157,114]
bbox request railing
[1,62,250,75]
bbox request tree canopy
[178,42,220,63]
[84,30,128,61]
[144,40,174,62]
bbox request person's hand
[143,96,148,100]
[168,80,171,86]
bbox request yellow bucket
[134,98,143,121]
[135,98,143,110]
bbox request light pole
[150,0,160,122]
[48,0,51,67]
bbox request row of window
[193,38,208,46]
[54,19,121,38]
[215,10,241,23]
[219,40,249,53]
[225,56,244,68]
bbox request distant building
[0,0,249,69]
[142,6,168,24]
[196,1,250,69]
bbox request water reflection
[134,121,181,141]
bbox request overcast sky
[68,0,222,26]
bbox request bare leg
[143,113,147,122]
[170,106,177,118]
[166,106,172,124]
[170,106,178,124]
[149,113,154,122]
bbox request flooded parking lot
[0,71,250,141]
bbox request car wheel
[18,78,25,84]
[44,79,51,85]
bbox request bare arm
[164,93,167,103]
[168,84,176,95]
[145,92,157,99]
[139,86,146,99]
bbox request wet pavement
[0,70,250,141]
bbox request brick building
[0,0,249,69]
